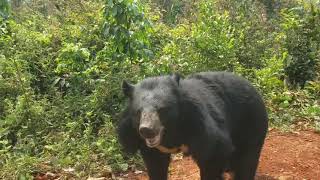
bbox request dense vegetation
[0,0,319,178]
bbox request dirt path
[120,130,320,180]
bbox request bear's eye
[158,106,170,113]
[136,109,142,116]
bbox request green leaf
[112,6,118,16]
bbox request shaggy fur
[117,72,268,180]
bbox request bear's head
[122,74,181,148]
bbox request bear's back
[183,71,268,145]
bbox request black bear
[118,72,268,180]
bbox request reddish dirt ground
[119,130,320,180]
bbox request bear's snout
[139,111,163,139]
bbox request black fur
[117,72,268,180]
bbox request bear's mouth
[145,130,163,148]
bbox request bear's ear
[171,73,182,86]
[122,80,134,97]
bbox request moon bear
[118,72,268,180]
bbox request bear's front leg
[197,159,225,180]
[140,146,171,180]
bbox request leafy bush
[281,4,320,88]
[0,0,320,178]
[103,0,153,61]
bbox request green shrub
[1,0,320,178]
[281,4,320,88]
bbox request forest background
[0,0,319,178]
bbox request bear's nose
[139,127,156,139]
